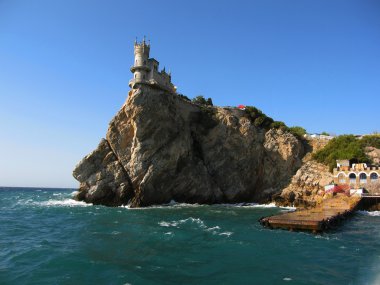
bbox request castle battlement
[129,38,176,94]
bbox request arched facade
[334,163,380,188]
[338,173,346,183]
[349,173,356,184]
[359,173,367,184]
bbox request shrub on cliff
[244,106,307,140]
[313,135,369,171]
[270,121,287,130]
[192,95,213,106]
[178,94,191,101]
[359,134,380,149]
[288,126,307,139]
[245,106,275,129]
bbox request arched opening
[338,173,345,184]
[370,173,379,182]
[360,173,367,184]
[349,173,356,184]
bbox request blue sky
[0,0,379,188]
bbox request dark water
[1,187,380,285]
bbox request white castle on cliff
[129,37,176,93]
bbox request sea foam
[357,211,380,217]
[158,217,233,236]
[35,199,92,207]
[123,200,295,211]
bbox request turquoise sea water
[1,187,380,285]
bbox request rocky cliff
[73,86,305,207]
[274,139,333,207]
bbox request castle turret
[128,38,176,93]
[129,37,151,88]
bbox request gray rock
[73,86,305,207]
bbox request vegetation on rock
[312,135,373,171]
[178,94,191,102]
[192,95,213,106]
[288,126,307,139]
[244,106,307,142]
[360,134,380,149]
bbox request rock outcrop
[274,139,334,208]
[366,146,380,165]
[73,86,305,207]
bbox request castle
[129,38,176,94]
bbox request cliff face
[73,87,305,207]
[275,139,333,207]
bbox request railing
[361,193,380,197]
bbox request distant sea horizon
[0,186,77,190]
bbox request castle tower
[129,37,151,88]
[128,38,176,93]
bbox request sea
[1,187,380,285]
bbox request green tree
[178,93,191,101]
[192,95,213,106]
[289,126,307,138]
[359,134,380,149]
[192,95,207,105]
[313,135,369,171]
[254,116,265,127]
[270,121,287,130]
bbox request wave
[158,217,233,237]
[357,211,380,217]
[219,232,233,237]
[34,199,92,207]
[159,217,205,228]
[123,200,295,210]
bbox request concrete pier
[260,196,362,233]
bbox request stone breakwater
[73,86,305,207]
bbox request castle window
[143,75,146,79]
[349,173,356,184]
[360,173,367,184]
[144,60,146,65]
[370,173,378,182]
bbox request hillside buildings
[333,159,379,189]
